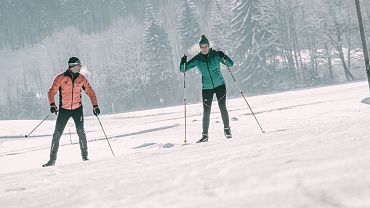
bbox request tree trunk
[325,43,334,81]
[289,11,302,84]
[345,31,352,73]
[284,47,297,83]
[337,46,354,81]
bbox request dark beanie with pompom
[199,34,209,46]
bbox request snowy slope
[1,81,370,208]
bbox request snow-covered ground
[1,81,370,208]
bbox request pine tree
[208,0,233,52]
[177,0,201,52]
[143,0,180,107]
[102,17,145,112]
[231,0,273,92]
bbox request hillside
[1,81,370,208]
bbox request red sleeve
[48,75,61,105]
[83,78,98,106]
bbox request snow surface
[1,81,370,208]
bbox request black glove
[93,105,100,116]
[218,50,225,59]
[180,54,187,65]
[50,103,58,114]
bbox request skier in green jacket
[180,35,234,143]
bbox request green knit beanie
[199,34,210,46]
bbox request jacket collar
[64,69,80,80]
[198,48,214,60]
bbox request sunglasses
[69,63,82,67]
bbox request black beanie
[68,57,81,66]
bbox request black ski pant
[202,84,230,135]
[49,106,88,161]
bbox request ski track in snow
[1,81,370,208]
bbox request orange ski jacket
[48,70,98,110]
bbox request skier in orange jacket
[43,57,100,167]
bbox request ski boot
[196,134,209,143]
[42,160,55,167]
[224,127,232,139]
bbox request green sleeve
[220,55,234,67]
[180,55,198,72]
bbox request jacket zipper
[205,55,215,88]
[71,74,74,110]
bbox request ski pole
[223,58,265,133]
[25,113,52,138]
[96,115,115,157]
[183,59,187,144]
